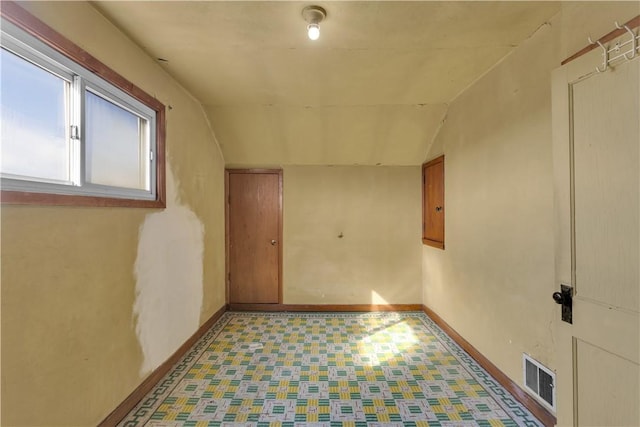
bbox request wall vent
[522,354,556,411]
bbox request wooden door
[226,170,282,304]
[552,43,639,425]
[423,155,445,249]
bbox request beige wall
[422,1,640,397]
[3,1,638,426]
[1,2,226,426]
[423,14,559,384]
[283,166,422,304]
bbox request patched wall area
[134,168,205,376]
[283,166,422,305]
[0,2,226,426]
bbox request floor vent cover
[523,353,556,411]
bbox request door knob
[552,292,564,304]
[271,239,277,245]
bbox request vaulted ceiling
[93,1,560,166]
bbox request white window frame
[0,10,165,207]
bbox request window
[422,155,444,249]
[0,3,165,207]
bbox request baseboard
[422,305,556,427]
[98,304,228,426]
[228,303,423,312]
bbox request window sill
[1,190,166,208]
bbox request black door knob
[552,292,564,305]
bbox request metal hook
[615,21,637,60]
[588,36,609,73]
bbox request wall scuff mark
[134,165,204,376]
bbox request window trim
[0,1,166,208]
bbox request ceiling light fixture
[302,5,326,41]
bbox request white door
[552,37,639,426]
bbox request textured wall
[0,2,226,425]
[283,166,422,305]
[421,1,640,395]
[422,13,560,389]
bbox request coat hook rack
[615,21,637,60]
[588,36,609,73]
[588,20,639,73]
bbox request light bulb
[307,23,320,40]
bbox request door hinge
[149,151,154,161]
[228,272,231,282]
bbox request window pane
[85,90,148,190]
[0,48,69,182]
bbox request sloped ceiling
[93,1,560,166]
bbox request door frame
[225,168,283,305]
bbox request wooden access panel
[226,170,282,304]
[423,155,445,249]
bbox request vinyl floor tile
[119,312,543,427]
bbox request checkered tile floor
[119,312,543,426]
